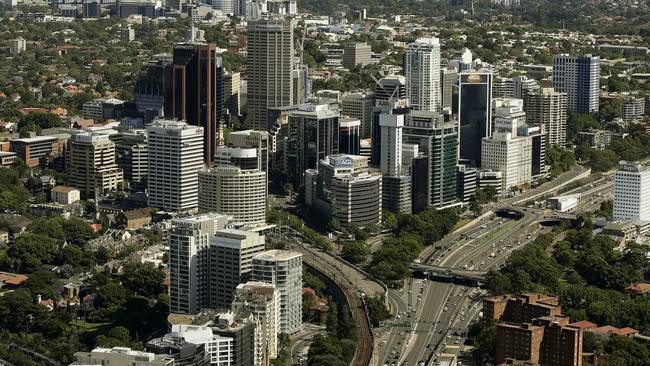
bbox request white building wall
[405,38,441,112]
[614,162,650,222]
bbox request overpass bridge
[411,263,488,284]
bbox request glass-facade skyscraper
[458,70,493,167]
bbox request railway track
[299,247,373,366]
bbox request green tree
[342,241,369,265]
[6,233,59,273]
[121,262,165,298]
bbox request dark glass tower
[167,42,223,164]
[458,70,492,167]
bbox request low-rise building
[0,151,16,168]
[50,186,80,205]
[576,129,611,149]
[70,347,174,366]
[10,135,64,168]
[625,282,650,297]
[115,208,152,230]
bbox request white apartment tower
[525,88,567,147]
[232,281,280,363]
[405,38,441,112]
[379,113,404,176]
[614,161,650,222]
[252,250,302,335]
[210,229,266,308]
[169,213,232,315]
[481,132,532,190]
[147,119,204,212]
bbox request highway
[373,165,617,366]
[290,324,326,365]
[375,209,543,366]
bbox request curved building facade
[198,166,266,227]
[331,172,382,227]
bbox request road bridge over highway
[411,263,488,282]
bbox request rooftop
[11,135,57,143]
[253,249,302,261]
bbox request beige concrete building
[525,88,567,146]
[342,42,372,69]
[198,166,266,227]
[67,133,123,198]
[209,229,266,308]
[246,19,294,131]
[342,92,375,138]
[10,38,26,54]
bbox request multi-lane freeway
[375,208,544,366]
[374,167,617,366]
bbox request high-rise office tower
[405,38,441,112]
[372,75,409,166]
[614,161,650,222]
[342,92,375,138]
[210,229,266,308]
[375,74,408,104]
[339,117,361,155]
[226,129,269,172]
[342,42,372,69]
[198,166,267,227]
[285,103,340,185]
[456,164,477,203]
[458,70,493,166]
[67,133,124,199]
[223,71,241,118]
[553,54,600,114]
[411,156,430,213]
[252,250,302,335]
[147,119,204,212]
[404,111,458,208]
[440,67,457,114]
[134,57,172,117]
[212,0,235,14]
[169,213,232,314]
[167,42,222,164]
[481,132,532,190]
[115,129,148,185]
[305,155,384,226]
[493,76,539,100]
[246,19,294,131]
[518,125,547,179]
[525,88,567,147]
[379,113,404,176]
